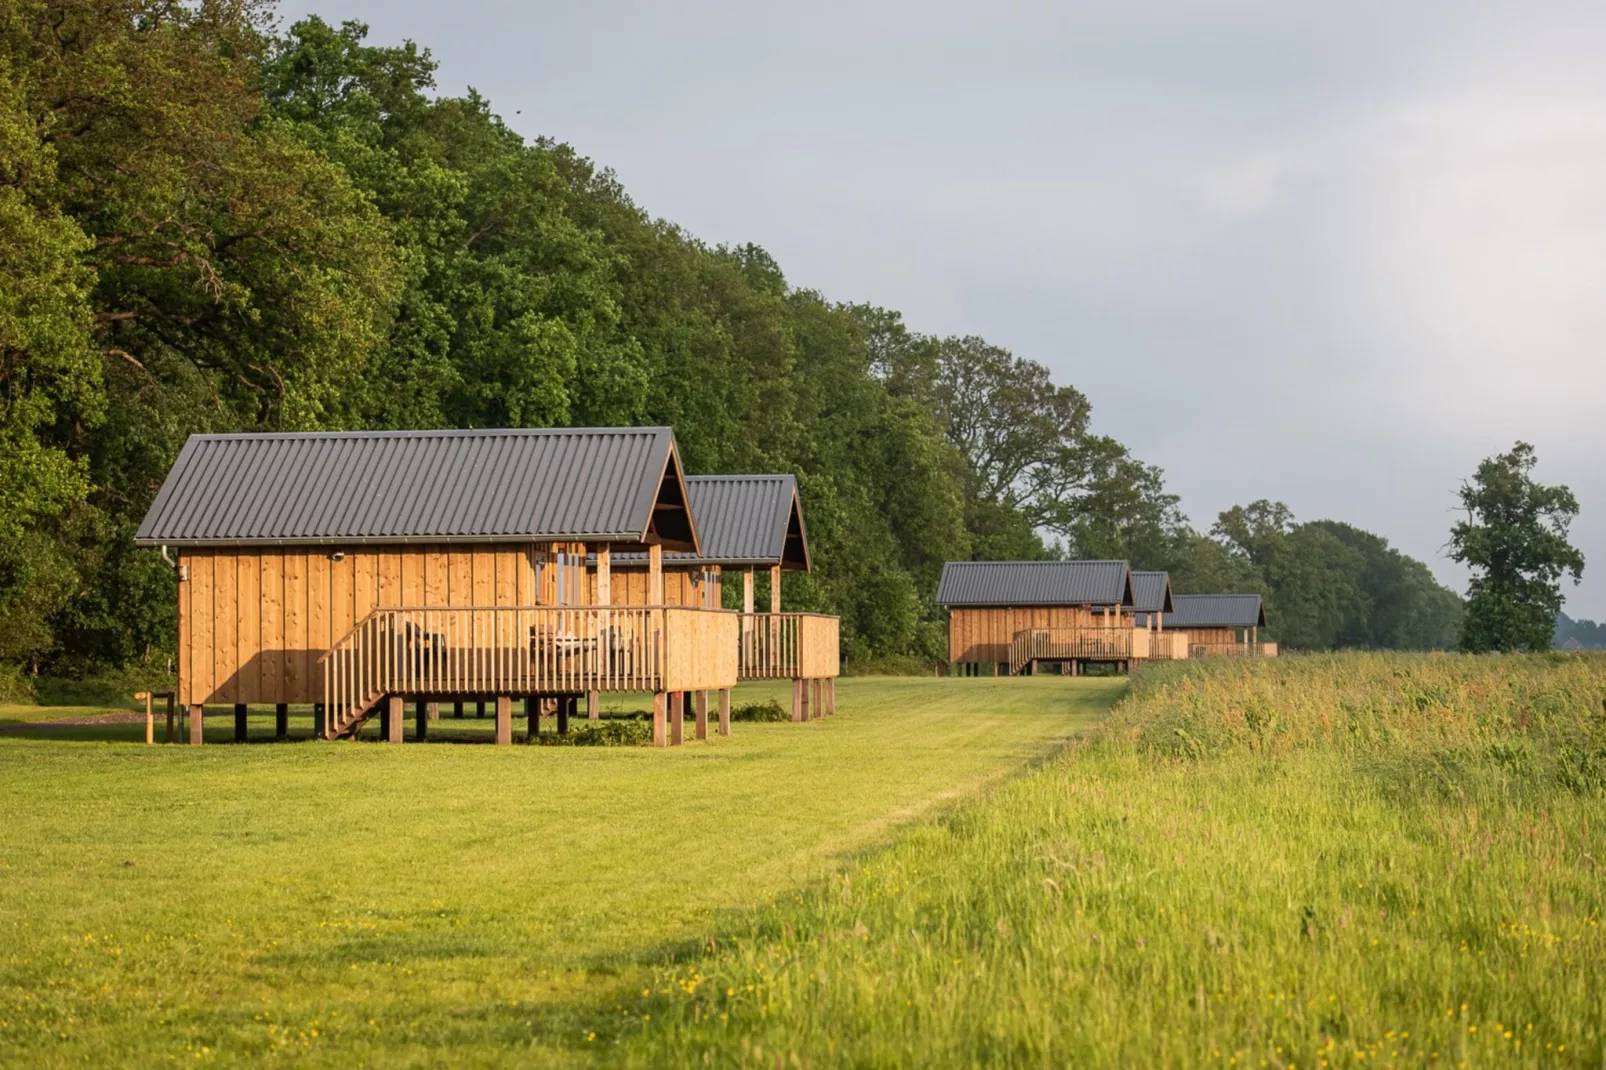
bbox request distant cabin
[1129,570,1184,660]
[1168,594,1273,656]
[937,560,1136,674]
[592,474,811,611]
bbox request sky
[276,0,1606,619]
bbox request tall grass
[620,654,1606,1067]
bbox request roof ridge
[185,426,673,442]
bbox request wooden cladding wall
[178,544,545,706]
[591,568,723,609]
[947,606,1103,664]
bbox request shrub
[524,717,652,747]
[731,698,790,722]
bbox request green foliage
[730,698,789,722]
[1452,442,1585,653]
[524,716,651,746]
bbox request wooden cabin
[591,474,835,715]
[135,427,741,746]
[938,560,1138,675]
[1168,594,1273,656]
[1129,570,1186,660]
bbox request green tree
[1451,442,1584,653]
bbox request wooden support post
[557,696,570,736]
[825,678,835,716]
[385,695,403,743]
[143,692,154,746]
[694,690,708,741]
[453,700,464,719]
[312,703,326,740]
[189,704,204,746]
[415,699,428,741]
[801,678,812,721]
[670,691,684,746]
[526,696,539,739]
[718,689,731,736]
[495,695,512,746]
[476,700,485,719]
[792,678,804,723]
[275,703,289,740]
[426,701,439,722]
[587,690,600,721]
[811,679,822,722]
[234,703,248,743]
[652,692,667,748]
[166,694,175,744]
[649,543,664,605]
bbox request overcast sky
[277,0,1606,618]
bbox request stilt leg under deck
[587,690,600,721]
[718,689,731,736]
[695,690,708,741]
[792,679,804,722]
[826,679,836,716]
[670,692,684,746]
[453,701,463,719]
[386,695,404,743]
[312,703,326,739]
[234,704,248,743]
[526,696,539,739]
[415,698,428,741]
[189,704,204,746]
[557,696,570,736]
[811,679,822,721]
[801,679,812,721]
[494,695,512,746]
[275,703,289,740]
[652,692,667,747]
[426,701,439,723]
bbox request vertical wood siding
[947,606,1102,664]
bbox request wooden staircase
[326,690,386,740]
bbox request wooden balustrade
[1009,626,1140,674]
[737,612,840,680]
[1143,632,1190,661]
[319,605,739,737]
[1187,640,1268,658]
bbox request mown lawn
[626,654,1606,1068]
[0,676,1118,1067]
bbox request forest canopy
[0,1,1466,677]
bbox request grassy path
[0,676,1120,1067]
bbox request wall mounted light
[330,551,346,562]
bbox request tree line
[1,3,1477,677]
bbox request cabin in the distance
[135,427,739,746]
[1168,594,1275,657]
[938,560,1141,676]
[1128,570,1186,660]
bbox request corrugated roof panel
[607,474,805,567]
[134,427,678,546]
[936,561,1132,607]
[1130,571,1174,613]
[1168,594,1266,628]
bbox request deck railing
[737,612,840,680]
[1009,626,1148,674]
[319,605,739,737]
[1188,640,1275,658]
[1143,632,1190,661]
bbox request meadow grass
[0,676,1118,1067]
[623,654,1606,1068]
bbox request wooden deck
[320,605,739,739]
[1008,626,1149,674]
[737,612,840,681]
[1188,640,1278,658]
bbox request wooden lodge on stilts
[1129,570,1187,661]
[939,560,1145,676]
[134,427,839,747]
[592,474,837,721]
[1167,594,1274,657]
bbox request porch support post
[526,695,539,738]
[718,689,731,736]
[275,703,289,740]
[587,690,600,721]
[189,704,204,745]
[792,678,804,722]
[557,695,570,735]
[386,695,404,743]
[453,700,463,719]
[495,695,512,746]
[769,565,782,614]
[312,703,326,739]
[670,691,684,746]
[166,694,176,743]
[694,690,708,741]
[649,544,664,605]
[426,701,439,722]
[234,703,248,743]
[415,698,429,741]
[825,679,835,716]
[652,692,667,747]
[476,700,485,719]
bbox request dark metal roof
[134,428,697,549]
[937,561,1134,608]
[1168,594,1267,629]
[1130,571,1175,614]
[603,475,810,570]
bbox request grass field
[0,676,1119,1067]
[624,654,1606,1067]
